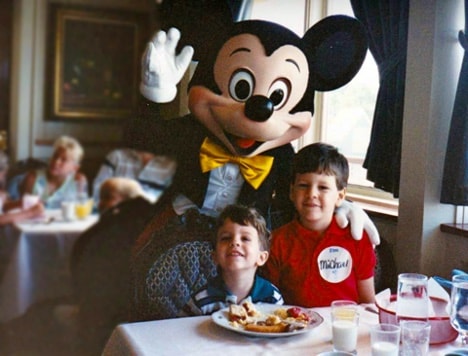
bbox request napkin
[375,278,450,317]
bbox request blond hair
[53,136,84,163]
[100,177,145,201]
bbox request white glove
[140,28,194,103]
[335,200,380,245]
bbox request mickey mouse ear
[304,15,369,91]
[158,0,236,60]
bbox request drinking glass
[396,273,429,322]
[370,323,400,356]
[75,198,93,219]
[331,300,359,354]
[400,320,431,356]
[450,274,468,346]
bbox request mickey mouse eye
[229,70,254,102]
[268,79,290,110]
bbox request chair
[142,241,217,320]
[373,238,397,293]
[131,207,216,322]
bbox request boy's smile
[290,172,346,232]
[214,218,268,271]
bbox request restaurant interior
[0,0,467,355]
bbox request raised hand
[140,28,194,103]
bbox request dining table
[102,304,465,356]
[0,209,98,323]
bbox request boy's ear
[335,188,347,207]
[289,183,295,202]
[256,251,269,267]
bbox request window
[249,0,398,215]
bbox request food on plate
[229,304,248,322]
[242,301,261,317]
[244,322,289,333]
[228,303,313,333]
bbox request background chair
[373,237,397,293]
[141,241,217,320]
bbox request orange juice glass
[75,198,93,219]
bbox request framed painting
[46,5,148,120]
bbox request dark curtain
[440,0,468,205]
[350,1,409,197]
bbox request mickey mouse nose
[244,95,274,122]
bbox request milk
[396,299,429,320]
[371,341,399,356]
[332,320,357,352]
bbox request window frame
[249,0,399,216]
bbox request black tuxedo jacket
[137,100,295,228]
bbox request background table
[103,305,464,356]
[0,210,98,322]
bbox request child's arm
[357,277,376,303]
[0,202,45,225]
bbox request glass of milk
[370,323,400,356]
[331,300,359,354]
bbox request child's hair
[214,204,271,251]
[99,177,145,201]
[293,142,349,190]
[53,136,84,164]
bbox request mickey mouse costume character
[133,1,380,256]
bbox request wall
[10,0,153,180]
[397,0,468,277]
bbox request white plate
[211,304,324,338]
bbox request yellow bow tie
[199,138,274,190]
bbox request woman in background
[20,135,87,209]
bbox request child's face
[48,147,79,178]
[290,172,346,232]
[213,218,268,273]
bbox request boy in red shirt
[263,143,376,307]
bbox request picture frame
[46,5,148,121]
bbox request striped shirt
[92,149,176,204]
[181,274,284,316]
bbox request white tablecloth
[102,305,464,356]
[0,210,98,322]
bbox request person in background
[92,148,175,205]
[97,177,148,214]
[92,112,176,207]
[181,204,283,316]
[0,150,44,224]
[20,135,87,209]
[262,143,376,307]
